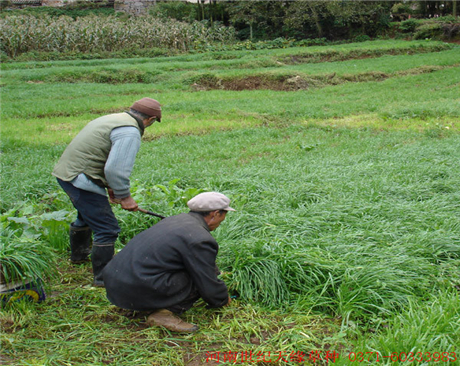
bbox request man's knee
[93,226,120,244]
[166,290,201,314]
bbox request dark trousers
[166,287,201,314]
[57,178,120,244]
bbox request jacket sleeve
[182,239,229,308]
[105,126,141,198]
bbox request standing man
[103,192,235,333]
[53,98,162,287]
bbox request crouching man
[103,192,235,333]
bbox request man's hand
[120,196,138,211]
[108,189,121,204]
[108,189,138,211]
[226,295,232,306]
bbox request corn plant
[0,14,235,58]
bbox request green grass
[0,39,452,70]
[341,289,460,365]
[1,41,456,87]
[1,40,460,365]
[0,229,57,284]
[1,64,459,145]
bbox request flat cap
[131,97,162,121]
[187,192,235,212]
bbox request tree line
[150,1,458,40]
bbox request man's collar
[188,212,211,232]
[125,111,145,136]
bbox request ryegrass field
[1,39,460,365]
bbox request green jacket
[53,113,143,187]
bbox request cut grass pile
[1,39,460,365]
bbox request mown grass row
[1,260,332,366]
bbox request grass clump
[0,229,56,285]
[342,289,460,364]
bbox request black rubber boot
[69,223,92,264]
[91,243,114,287]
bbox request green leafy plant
[1,206,72,253]
[414,22,443,40]
[40,210,72,253]
[155,179,205,208]
[399,19,419,33]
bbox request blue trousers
[57,178,120,244]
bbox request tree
[284,1,392,40]
[284,1,329,38]
[226,1,264,40]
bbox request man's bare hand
[226,295,232,306]
[108,189,121,204]
[120,196,138,211]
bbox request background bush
[393,16,460,41]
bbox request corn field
[0,15,236,57]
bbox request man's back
[103,212,228,311]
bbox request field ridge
[192,63,460,91]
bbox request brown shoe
[147,309,199,333]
